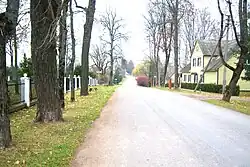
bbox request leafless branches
[90,44,110,75]
[99,8,128,85]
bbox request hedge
[165,83,240,96]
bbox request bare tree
[183,6,219,56]
[80,0,96,96]
[69,0,76,102]
[0,0,20,148]
[99,9,128,85]
[31,0,63,122]
[217,0,249,102]
[59,0,69,108]
[90,44,110,75]
[144,2,162,86]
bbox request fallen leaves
[0,86,118,167]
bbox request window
[197,58,201,66]
[194,74,198,83]
[184,75,187,82]
[200,74,204,83]
[188,75,191,82]
[193,58,196,67]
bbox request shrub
[179,83,240,96]
[136,76,149,87]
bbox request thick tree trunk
[69,0,75,102]
[223,54,245,102]
[80,0,96,96]
[58,0,68,109]
[31,0,62,122]
[0,32,12,149]
[0,0,20,149]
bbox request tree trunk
[0,30,12,149]
[80,0,96,96]
[69,0,75,102]
[223,55,245,102]
[58,0,68,109]
[31,0,62,122]
[173,0,179,89]
[14,30,19,94]
[0,0,20,149]
[109,57,114,85]
[9,40,14,80]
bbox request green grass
[205,99,250,115]
[0,86,117,167]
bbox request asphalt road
[72,77,250,167]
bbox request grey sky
[6,0,222,67]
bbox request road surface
[71,77,250,167]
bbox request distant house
[180,40,250,91]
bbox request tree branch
[217,0,235,72]
[73,0,87,12]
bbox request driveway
[71,77,250,167]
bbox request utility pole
[222,15,230,94]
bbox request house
[180,39,250,91]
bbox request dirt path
[71,89,121,167]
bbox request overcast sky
[6,0,221,67]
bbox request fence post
[64,77,66,93]
[20,73,30,107]
[78,76,81,88]
[88,76,91,86]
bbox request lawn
[205,99,250,115]
[0,86,117,167]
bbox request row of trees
[0,0,129,149]
[143,0,249,102]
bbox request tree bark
[58,0,68,109]
[69,0,75,102]
[174,0,179,88]
[31,0,63,122]
[109,56,114,85]
[0,29,12,149]
[0,0,20,148]
[80,0,96,96]
[13,30,19,94]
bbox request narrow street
[72,77,250,167]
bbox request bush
[179,83,240,96]
[136,76,149,87]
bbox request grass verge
[205,99,250,115]
[0,85,117,167]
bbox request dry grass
[0,86,118,167]
[205,99,250,115]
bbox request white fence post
[64,77,66,93]
[88,76,91,86]
[78,76,81,88]
[20,73,30,107]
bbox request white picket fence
[17,74,98,108]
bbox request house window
[188,75,191,82]
[193,58,196,67]
[200,74,204,83]
[197,58,201,66]
[194,74,198,83]
[184,75,187,82]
